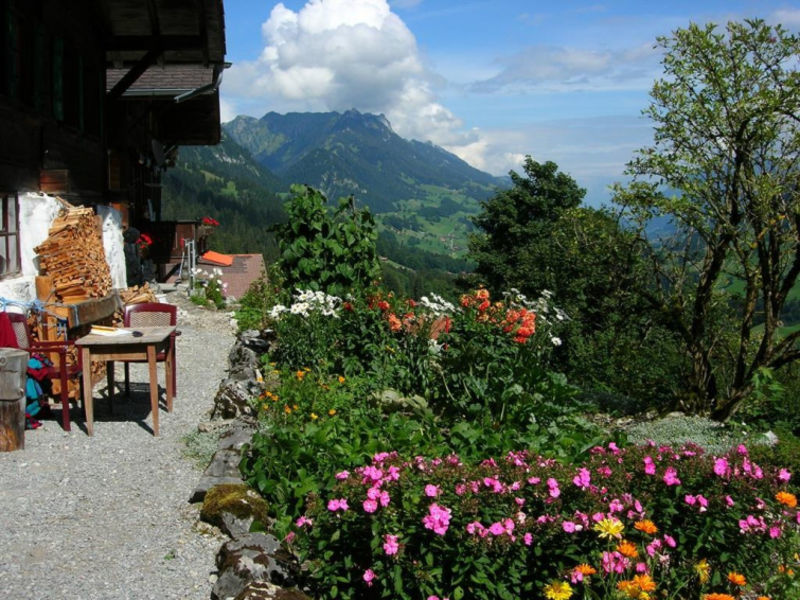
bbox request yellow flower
[338,375,346,384]
[310,413,318,420]
[283,405,292,414]
[543,580,573,600]
[593,517,624,539]
[296,370,305,380]
[727,571,746,586]
[634,519,658,535]
[694,558,711,584]
[328,408,337,416]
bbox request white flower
[290,302,310,317]
[268,304,288,319]
[550,337,562,347]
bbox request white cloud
[223,0,466,149]
[771,9,800,27]
[472,43,660,93]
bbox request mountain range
[161,110,505,293]
[223,109,503,214]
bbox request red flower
[202,216,220,226]
[377,300,390,311]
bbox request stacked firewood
[119,283,158,306]
[34,206,113,304]
[32,205,114,398]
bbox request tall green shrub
[274,185,381,297]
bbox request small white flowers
[269,289,341,320]
[550,336,562,347]
[419,293,455,316]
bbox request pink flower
[725,495,735,507]
[284,531,296,543]
[547,477,561,498]
[363,499,378,513]
[713,457,730,477]
[636,562,648,573]
[378,489,391,507]
[601,551,630,574]
[327,498,349,512]
[643,456,656,475]
[737,444,748,455]
[562,521,577,533]
[779,468,792,483]
[335,470,350,480]
[363,568,375,586]
[489,522,506,535]
[383,534,399,555]
[663,467,681,486]
[424,484,441,497]
[422,503,452,535]
[523,532,533,546]
[663,534,676,548]
[608,498,624,513]
[573,467,591,489]
[684,494,696,506]
[769,525,782,539]
[295,515,313,528]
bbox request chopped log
[0,349,28,452]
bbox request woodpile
[31,205,115,398]
[34,206,113,304]
[119,283,158,306]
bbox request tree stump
[0,348,28,451]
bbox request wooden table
[76,326,175,436]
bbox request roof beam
[107,48,163,101]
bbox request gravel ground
[0,287,236,600]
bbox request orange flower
[387,313,402,332]
[475,288,490,300]
[702,595,735,600]
[634,520,658,535]
[617,540,639,558]
[633,574,656,592]
[574,564,596,576]
[296,370,306,380]
[776,491,798,508]
[757,596,771,600]
[727,571,746,586]
[616,580,638,597]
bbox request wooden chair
[122,302,178,396]
[4,311,81,432]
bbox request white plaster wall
[0,193,126,305]
[0,192,62,304]
[96,205,126,289]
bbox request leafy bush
[293,442,800,600]
[235,269,281,332]
[190,267,226,309]
[273,185,381,297]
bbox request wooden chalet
[0,0,227,287]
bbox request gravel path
[0,288,235,600]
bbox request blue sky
[220,0,800,205]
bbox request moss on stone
[201,483,271,528]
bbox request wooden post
[0,348,29,451]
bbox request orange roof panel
[201,250,234,266]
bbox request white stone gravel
[0,288,236,600]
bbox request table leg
[106,360,115,414]
[80,347,94,436]
[165,340,174,412]
[147,344,159,436]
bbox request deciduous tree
[616,19,800,419]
